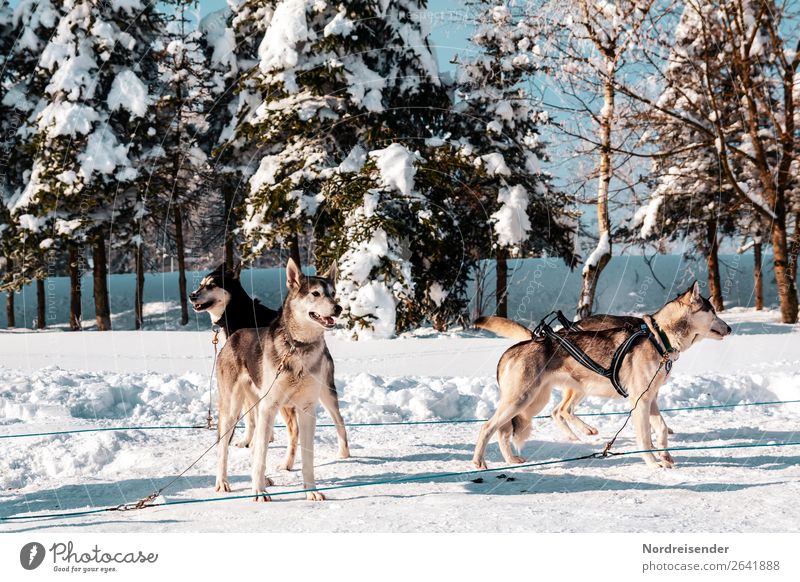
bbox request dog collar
[649,317,675,355]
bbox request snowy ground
[1,308,799,532]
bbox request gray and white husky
[472,282,731,470]
[190,263,350,459]
[214,258,345,501]
[476,312,644,441]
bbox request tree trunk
[770,216,799,323]
[789,213,799,284]
[577,73,614,320]
[68,244,82,331]
[706,219,723,311]
[135,243,145,330]
[36,277,46,329]
[753,241,763,311]
[288,233,302,268]
[174,204,189,326]
[92,238,112,331]
[496,247,508,318]
[5,257,14,328]
[224,185,235,270]
[67,244,82,331]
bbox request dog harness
[532,311,674,398]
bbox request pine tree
[1,0,61,328]
[235,0,471,337]
[199,0,272,269]
[12,0,163,330]
[147,0,211,327]
[452,1,575,319]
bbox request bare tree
[529,0,657,319]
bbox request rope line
[3,399,799,440]
[2,440,798,523]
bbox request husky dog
[189,264,278,338]
[472,282,731,470]
[476,313,643,441]
[191,263,349,463]
[215,259,344,501]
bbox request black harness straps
[532,311,672,398]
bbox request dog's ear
[681,281,702,305]
[286,257,303,289]
[690,280,702,304]
[321,262,338,284]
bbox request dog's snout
[334,304,342,317]
[725,323,732,335]
[189,292,198,301]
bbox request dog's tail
[510,415,533,450]
[474,316,533,341]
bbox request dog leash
[112,342,297,512]
[205,326,221,430]
[599,352,672,458]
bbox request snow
[582,231,610,274]
[476,152,511,176]
[369,143,419,197]
[258,0,312,73]
[77,129,133,181]
[107,69,151,118]
[110,0,144,17]
[491,184,530,247]
[323,10,354,37]
[637,194,664,239]
[342,280,398,340]
[0,307,798,532]
[428,282,448,306]
[37,102,99,137]
[337,145,368,174]
[344,58,386,112]
[249,155,281,191]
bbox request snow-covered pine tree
[236,0,472,337]
[11,0,163,330]
[148,0,211,327]
[452,1,575,319]
[1,0,20,327]
[199,0,272,269]
[1,0,61,328]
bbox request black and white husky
[189,264,278,338]
[214,259,344,500]
[190,263,350,461]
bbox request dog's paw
[507,455,526,464]
[305,491,326,501]
[265,477,275,487]
[582,426,599,436]
[472,457,488,470]
[278,462,294,472]
[252,491,271,502]
[234,439,250,448]
[659,452,675,468]
[338,448,351,460]
[214,480,231,493]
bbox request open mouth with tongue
[192,300,214,312]
[310,312,336,328]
